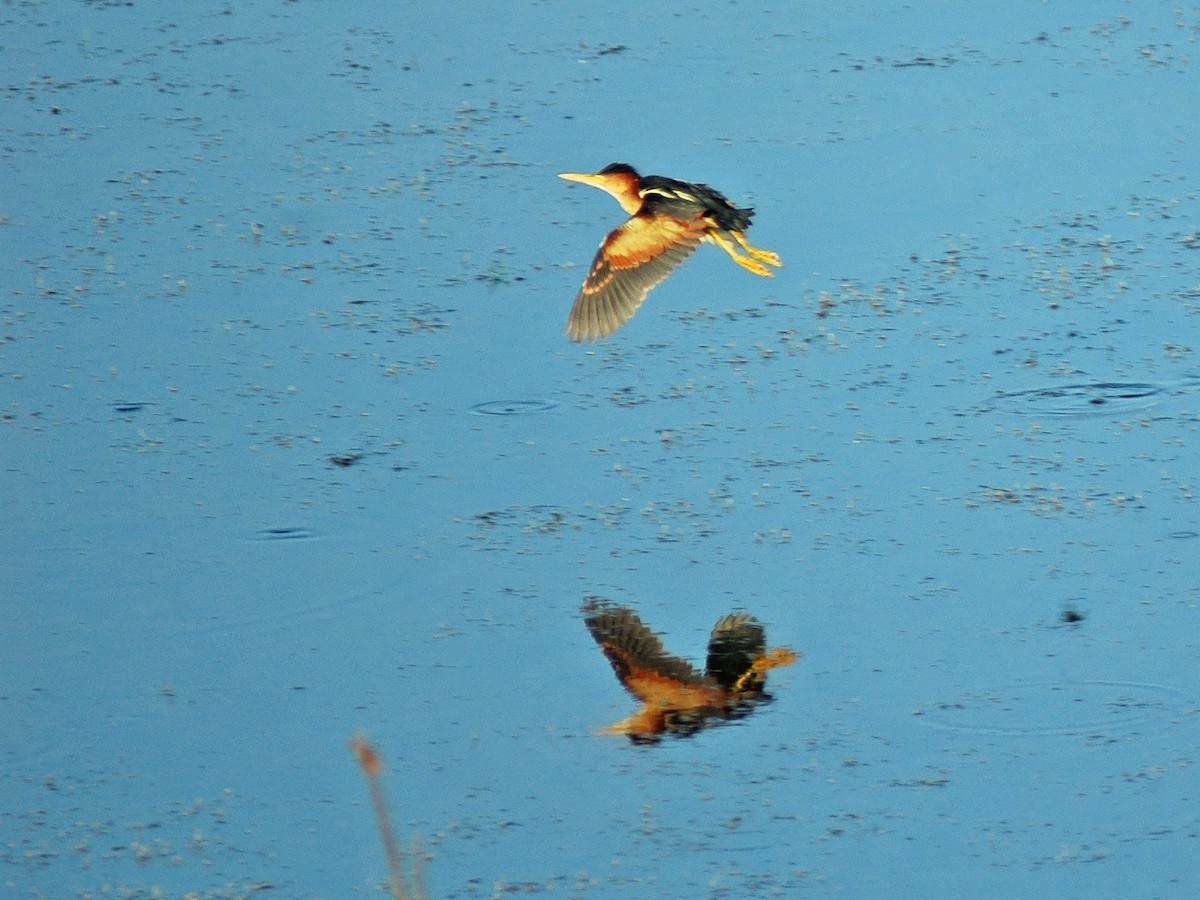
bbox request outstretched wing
[705,613,768,692]
[583,599,704,701]
[566,213,707,342]
[707,612,800,697]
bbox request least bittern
[559,163,783,341]
[582,598,800,743]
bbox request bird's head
[559,163,643,214]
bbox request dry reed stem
[351,735,427,900]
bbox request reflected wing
[705,613,768,692]
[566,213,707,342]
[583,599,704,701]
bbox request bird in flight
[559,163,783,341]
[582,598,799,743]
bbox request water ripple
[914,680,1191,738]
[111,400,153,414]
[470,398,558,416]
[246,526,322,543]
[987,375,1200,419]
[991,381,1163,418]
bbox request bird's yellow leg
[731,230,783,268]
[731,648,801,693]
[708,231,775,277]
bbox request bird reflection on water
[582,598,800,744]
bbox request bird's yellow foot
[731,254,775,277]
[732,231,783,268]
[712,231,783,276]
[711,231,780,277]
[747,247,783,267]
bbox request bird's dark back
[640,175,754,232]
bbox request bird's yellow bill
[558,172,607,187]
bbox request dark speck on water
[1061,607,1087,625]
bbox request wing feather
[705,614,767,692]
[583,600,704,701]
[566,213,706,342]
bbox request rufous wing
[583,599,704,701]
[566,214,707,342]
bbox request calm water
[3,2,1199,897]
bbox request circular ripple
[914,681,1189,738]
[991,382,1164,418]
[469,398,558,416]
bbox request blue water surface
[3,1,1199,897]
